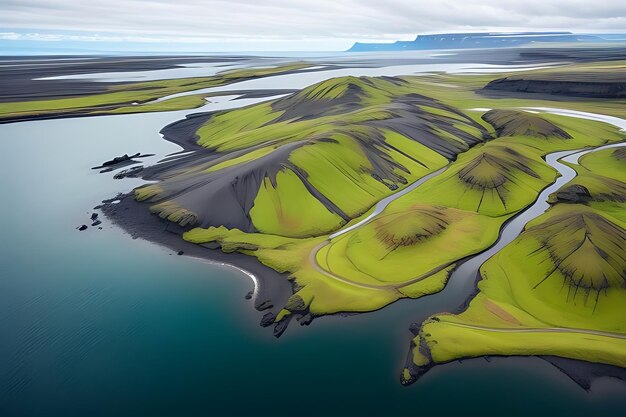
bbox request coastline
[100,193,294,335]
[96,76,626,387]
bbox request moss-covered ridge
[482,109,572,139]
[135,76,490,238]
[403,142,626,385]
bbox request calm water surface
[1,69,625,416]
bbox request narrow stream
[404,109,626,326]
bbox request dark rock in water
[90,213,98,220]
[98,227,103,230]
[244,290,253,300]
[113,165,144,179]
[257,300,274,311]
[298,313,313,326]
[273,318,290,338]
[102,152,140,167]
[92,220,102,226]
[260,312,275,327]
[177,250,184,255]
[93,153,154,171]
[554,184,592,204]
[77,225,88,231]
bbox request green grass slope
[404,143,626,384]
[137,76,489,238]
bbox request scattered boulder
[92,153,154,171]
[90,213,98,220]
[298,313,313,326]
[273,318,290,338]
[177,250,184,255]
[77,225,88,231]
[92,220,102,226]
[553,184,592,204]
[102,153,140,167]
[244,290,253,300]
[260,312,275,327]
[113,165,144,179]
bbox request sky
[1,0,625,53]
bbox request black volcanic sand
[100,193,294,329]
[542,356,626,391]
[482,77,626,99]
[480,63,626,100]
[4,46,626,104]
[0,55,287,102]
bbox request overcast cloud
[1,0,625,50]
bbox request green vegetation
[136,75,489,240]
[0,63,310,122]
[404,141,626,384]
[124,60,626,335]
[107,58,626,364]
[250,168,345,237]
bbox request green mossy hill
[578,147,626,184]
[194,76,489,157]
[405,204,626,385]
[396,142,556,216]
[135,76,491,237]
[374,206,449,249]
[528,209,625,297]
[313,204,501,290]
[271,76,408,119]
[404,144,626,385]
[482,109,572,139]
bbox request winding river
[311,108,626,328]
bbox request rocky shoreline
[100,192,295,336]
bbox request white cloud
[0,0,624,50]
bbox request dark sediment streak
[0,55,250,102]
[482,78,626,99]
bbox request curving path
[436,321,626,340]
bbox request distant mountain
[347,32,620,52]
